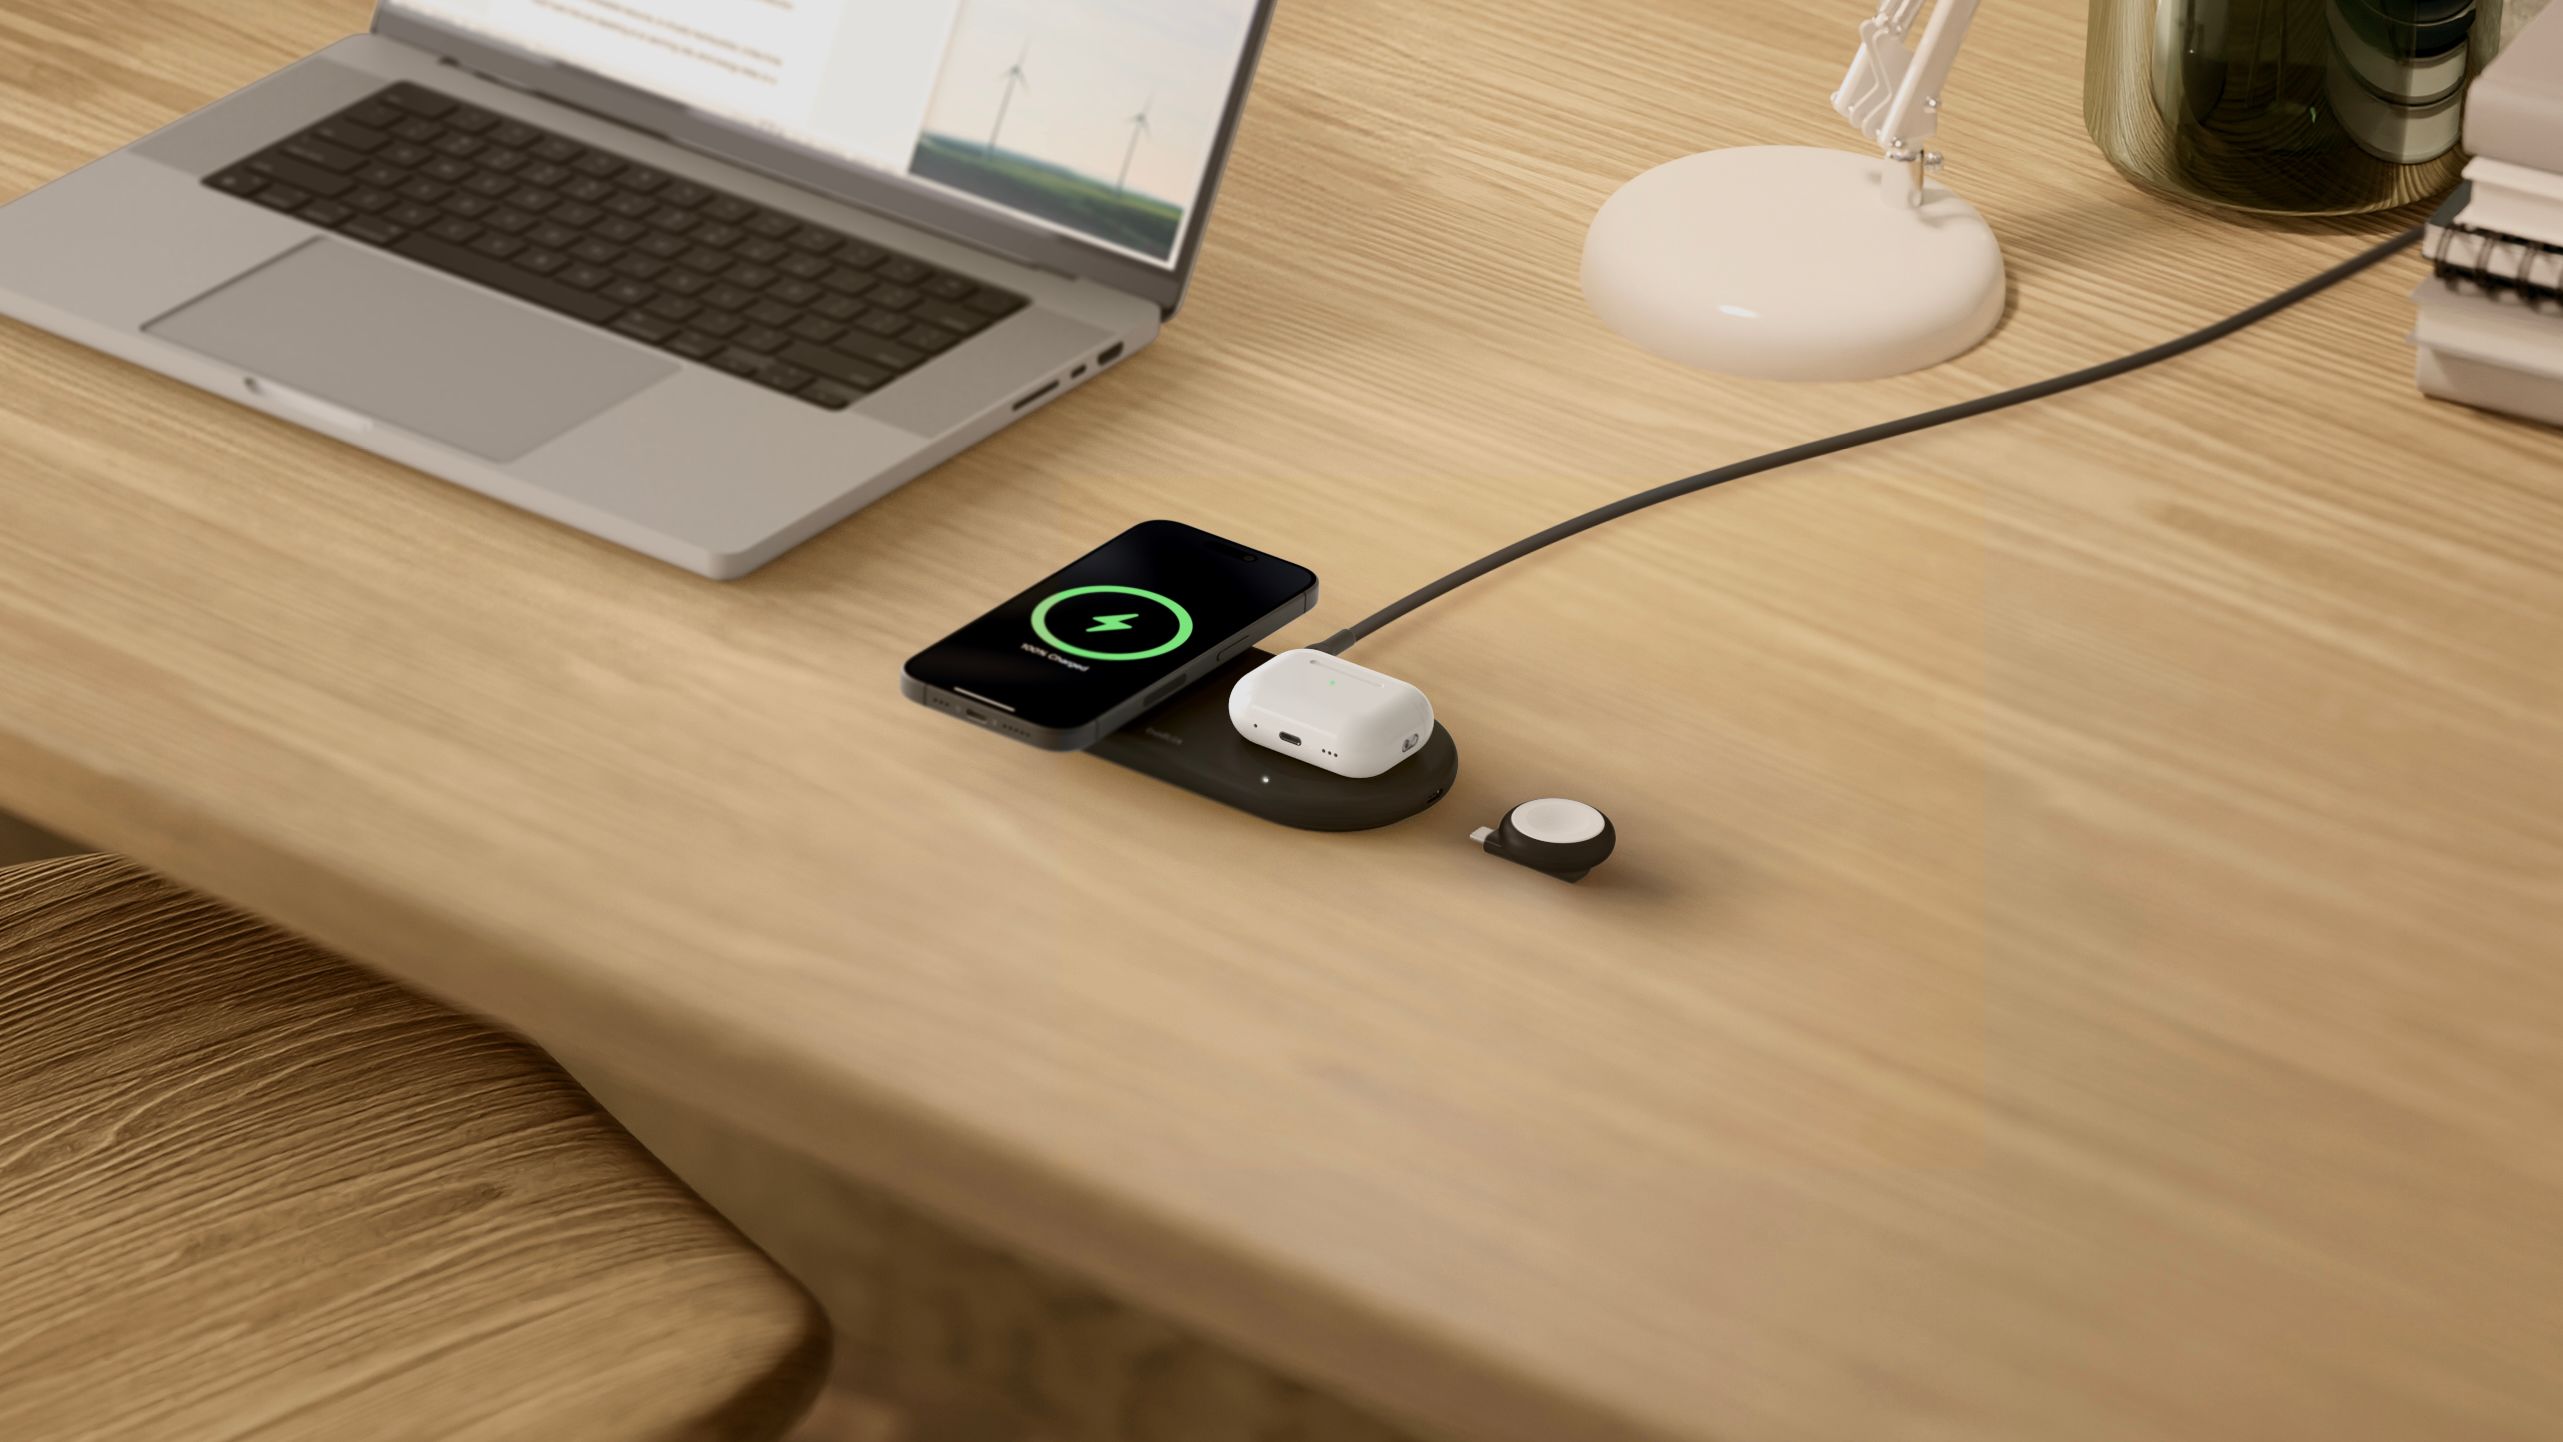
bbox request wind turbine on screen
[1115,94,1153,195]
[986,43,1030,155]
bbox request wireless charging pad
[1092,648,1459,831]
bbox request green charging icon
[1030,585,1193,661]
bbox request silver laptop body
[0,3,1274,578]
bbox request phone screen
[904,520,1317,738]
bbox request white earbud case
[1228,649,1434,779]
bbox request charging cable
[1310,225,2423,657]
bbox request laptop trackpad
[145,238,674,462]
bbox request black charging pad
[1091,647,1459,831]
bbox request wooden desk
[5,2,2560,1440]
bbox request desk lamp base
[1581,145,2006,381]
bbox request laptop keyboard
[200,82,1029,411]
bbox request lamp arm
[1831,0,1985,204]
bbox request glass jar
[2085,0,2511,213]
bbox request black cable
[1310,224,2423,657]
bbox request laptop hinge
[427,55,679,162]
[449,56,676,141]
[430,55,1073,280]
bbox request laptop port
[1012,379,1060,411]
[1098,342,1125,367]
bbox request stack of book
[2411,1,2563,427]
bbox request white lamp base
[1581,145,2007,381]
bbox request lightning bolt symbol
[1085,613,1140,633]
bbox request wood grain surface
[2,2,2561,1441]
[0,855,827,1442]
[575,1064,1431,1442]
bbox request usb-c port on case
[1277,732,1302,746]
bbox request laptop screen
[387,0,1261,268]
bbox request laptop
[0,0,1274,578]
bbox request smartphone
[901,520,1319,751]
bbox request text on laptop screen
[390,0,1259,267]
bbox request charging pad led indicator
[1030,585,1193,661]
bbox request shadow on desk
[0,812,75,867]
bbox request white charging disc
[1511,798,1606,844]
[1582,145,2007,381]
